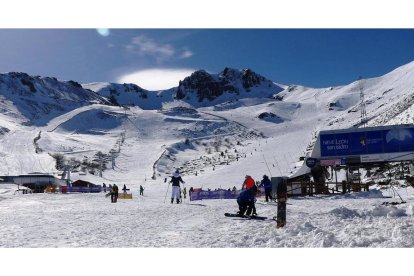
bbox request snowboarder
[276,179,287,228]
[236,185,258,217]
[242,175,255,190]
[140,185,144,196]
[261,175,273,202]
[170,170,185,204]
[189,186,194,200]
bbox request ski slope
[1,183,413,247]
[2,62,414,257]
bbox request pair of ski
[224,212,270,221]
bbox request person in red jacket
[241,175,257,215]
[242,175,255,189]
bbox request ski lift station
[0,174,65,193]
[286,124,414,196]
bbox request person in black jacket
[170,170,185,204]
[111,184,119,203]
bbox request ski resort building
[288,124,414,196]
[0,174,64,193]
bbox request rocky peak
[176,68,274,102]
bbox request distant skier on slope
[236,185,258,217]
[111,184,119,203]
[140,185,144,196]
[122,184,128,194]
[261,175,273,202]
[170,170,185,204]
[182,187,187,199]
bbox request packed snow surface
[1,183,414,248]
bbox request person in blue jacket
[237,185,258,216]
[261,175,273,202]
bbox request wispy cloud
[180,49,194,59]
[117,68,194,90]
[126,35,193,63]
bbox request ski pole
[164,182,170,203]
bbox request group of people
[104,168,286,227]
[104,183,146,203]
[236,174,287,227]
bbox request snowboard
[224,213,268,220]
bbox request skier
[114,184,119,202]
[188,186,194,200]
[261,175,273,202]
[102,183,107,192]
[111,184,119,203]
[170,170,185,204]
[242,175,255,189]
[182,187,187,199]
[140,185,144,196]
[122,184,128,194]
[236,185,258,217]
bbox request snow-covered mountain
[83,67,284,110]
[174,68,283,105]
[2,62,414,248]
[2,63,414,178]
[0,72,109,126]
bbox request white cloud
[126,35,175,62]
[126,35,193,62]
[117,68,194,90]
[180,50,194,59]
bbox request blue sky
[1,29,414,90]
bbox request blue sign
[190,188,264,201]
[320,126,414,157]
[66,187,102,193]
[305,158,318,168]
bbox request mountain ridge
[2,62,414,178]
